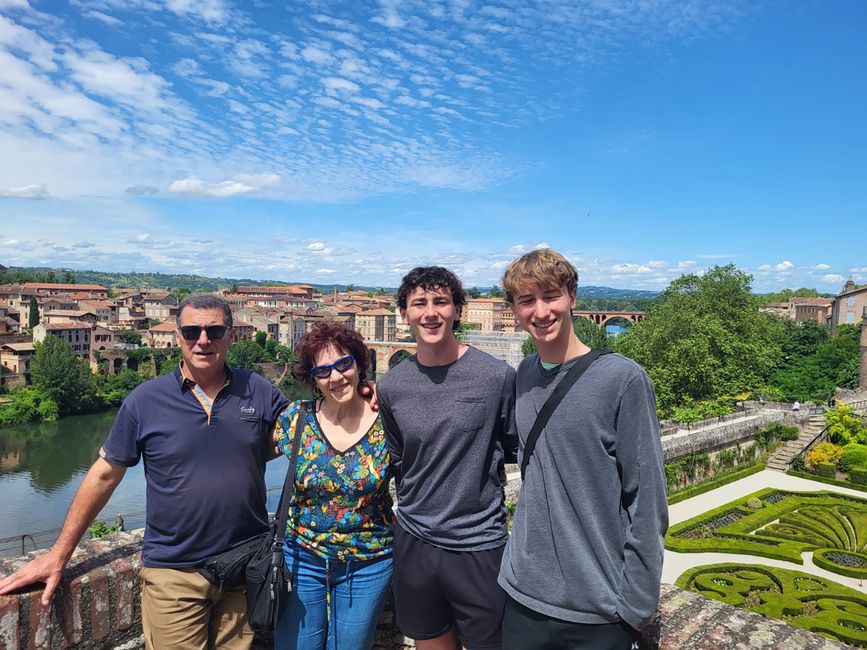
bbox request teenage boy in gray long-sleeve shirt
[498,249,668,650]
[378,266,517,650]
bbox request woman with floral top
[273,322,394,650]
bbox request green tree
[770,325,861,401]
[28,295,40,328]
[467,287,481,299]
[254,331,268,348]
[488,285,505,298]
[116,330,142,346]
[62,270,75,284]
[773,319,829,361]
[226,340,269,370]
[0,386,59,425]
[230,282,239,293]
[31,336,99,414]
[573,317,609,349]
[613,265,781,414]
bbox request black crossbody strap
[520,349,610,480]
[270,402,307,548]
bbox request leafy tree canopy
[770,324,861,402]
[613,265,781,413]
[31,336,99,414]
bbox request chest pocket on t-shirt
[454,397,485,432]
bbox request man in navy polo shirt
[0,294,288,649]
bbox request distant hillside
[576,285,658,300]
[2,266,659,302]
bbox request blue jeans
[275,539,393,650]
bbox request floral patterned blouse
[274,400,394,561]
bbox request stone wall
[0,532,849,649]
[661,408,812,462]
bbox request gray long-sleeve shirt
[498,352,668,630]
[378,346,517,551]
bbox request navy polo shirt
[101,366,289,568]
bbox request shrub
[746,497,763,510]
[806,442,843,466]
[791,454,806,472]
[779,425,800,442]
[839,444,867,474]
[850,467,867,486]
[826,404,867,445]
[816,462,836,479]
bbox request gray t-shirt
[378,346,517,551]
[498,352,668,630]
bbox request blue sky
[0,0,864,292]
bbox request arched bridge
[366,341,417,377]
[573,310,644,327]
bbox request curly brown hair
[292,321,371,393]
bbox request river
[0,409,290,557]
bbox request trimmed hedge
[667,462,765,506]
[817,462,837,479]
[666,488,867,571]
[851,467,867,486]
[675,563,867,647]
[787,469,867,493]
[840,444,867,473]
[813,548,867,580]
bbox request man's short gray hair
[176,293,233,328]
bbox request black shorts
[502,595,640,650]
[392,523,507,650]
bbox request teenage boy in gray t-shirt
[498,249,668,650]
[378,266,517,650]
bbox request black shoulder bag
[245,403,307,632]
[520,349,609,480]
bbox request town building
[355,309,397,342]
[0,341,34,375]
[33,322,92,358]
[464,298,515,332]
[91,325,116,353]
[759,297,832,324]
[142,292,178,320]
[831,279,867,334]
[234,310,280,340]
[146,320,177,348]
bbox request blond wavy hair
[501,248,578,304]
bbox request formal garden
[669,487,867,645]
[676,563,867,646]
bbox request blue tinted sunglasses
[309,354,355,379]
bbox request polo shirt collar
[176,362,233,391]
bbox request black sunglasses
[309,354,355,379]
[179,325,229,341]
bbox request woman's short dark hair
[176,293,233,328]
[396,266,466,331]
[293,321,371,392]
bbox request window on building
[848,297,856,307]
[847,312,855,323]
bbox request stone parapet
[0,530,144,649]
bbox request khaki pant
[140,567,255,650]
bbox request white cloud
[815,263,831,271]
[307,241,327,252]
[165,0,229,24]
[0,183,48,198]
[774,260,794,272]
[168,174,280,197]
[822,274,844,283]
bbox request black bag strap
[520,349,610,480]
[270,402,307,548]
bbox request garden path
[664,469,866,591]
